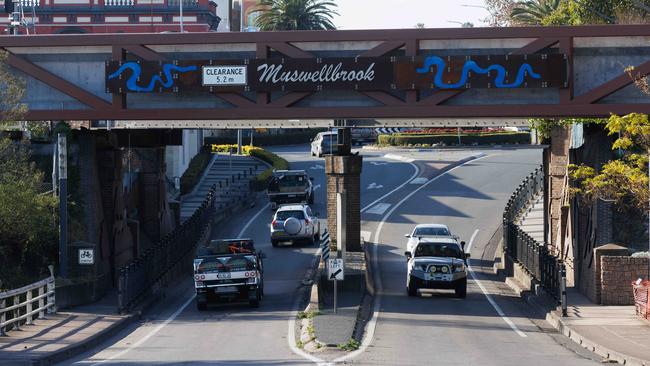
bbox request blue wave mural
[107,62,198,92]
[415,56,541,89]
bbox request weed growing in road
[338,338,360,351]
[297,310,321,319]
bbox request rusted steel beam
[361,91,405,106]
[268,42,314,58]
[123,45,167,62]
[359,41,405,57]
[6,52,112,110]
[572,59,650,105]
[213,93,256,108]
[269,92,312,107]
[558,37,573,103]
[23,103,650,121]
[2,25,650,48]
[111,46,126,109]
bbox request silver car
[270,204,321,247]
[311,131,338,157]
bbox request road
[64,145,598,366]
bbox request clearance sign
[105,55,567,93]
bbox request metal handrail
[503,166,561,301]
[0,265,56,335]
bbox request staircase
[517,192,545,244]
[180,154,268,221]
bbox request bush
[180,149,212,195]
[210,145,289,191]
[377,132,530,146]
[205,129,326,147]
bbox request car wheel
[407,277,418,297]
[197,300,207,311]
[455,278,467,299]
[271,240,279,248]
[249,290,260,308]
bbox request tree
[570,113,650,212]
[0,50,27,126]
[252,0,338,31]
[510,0,562,25]
[483,0,517,27]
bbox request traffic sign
[78,248,94,265]
[327,258,344,281]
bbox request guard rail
[0,265,56,335]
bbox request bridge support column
[325,154,363,252]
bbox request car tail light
[305,219,310,225]
[272,220,276,227]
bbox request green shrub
[180,149,212,195]
[209,145,289,191]
[377,132,530,146]
[204,129,326,147]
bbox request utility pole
[57,133,68,278]
[179,0,184,32]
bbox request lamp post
[179,0,184,32]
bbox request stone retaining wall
[600,256,649,305]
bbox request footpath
[0,152,266,366]
[511,194,650,366]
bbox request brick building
[1,0,233,34]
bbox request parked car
[311,131,338,157]
[193,239,265,309]
[270,204,320,247]
[350,128,377,145]
[404,224,456,253]
[267,170,314,210]
[405,237,469,298]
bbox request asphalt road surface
[63,145,598,366]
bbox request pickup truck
[193,239,265,310]
[267,170,314,210]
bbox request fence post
[560,262,568,316]
[26,289,33,325]
[38,285,45,319]
[13,295,21,331]
[0,297,6,336]
[47,265,55,314]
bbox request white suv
[404,223,455,253]
[270,204,321,247]
[405,237,469,298]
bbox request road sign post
[328,258,344,314]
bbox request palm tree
[252,0,339,31]
[510,0,561,25]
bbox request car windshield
[276,210,305,220]
[414,243,463,259]
[321,134,336,146]
[197,255,257,273]
[273,174,308,188]
[414,227,450,236]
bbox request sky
[333,0,491,30]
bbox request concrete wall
[325,155,362,252]
[601,256,649,305]
[165,129,204,183]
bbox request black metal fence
[118,185,218,313]
[503,166,561,301]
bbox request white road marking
[466,229,527,338]
[332,154,489,365]
[366,203,391,215]
[313,184,321,191]
[366,182,384,190]
[360,161,419,213]
[370,161,388,166]
[360,231,372,242]
[410,177,429,185]
[90,294,196,365]
[310,164,325,170]
[383,153,415,163]
[237,202,271,238]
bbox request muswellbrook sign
[105,55,567,93]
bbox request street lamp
[447,20,474,28]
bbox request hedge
[210,144,289,191]
[180,148,212,195]
[204,129,326,147]
[377,132,531,146]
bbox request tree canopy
[252,0,338,31]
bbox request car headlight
[453,264,465,273]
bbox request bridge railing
[0,266,56,335]
[118,185,217,313]
[503,166,561,301]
